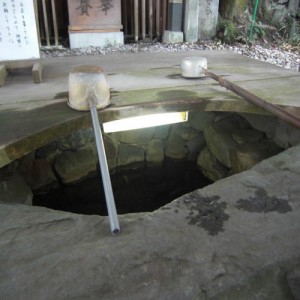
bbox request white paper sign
[0,0,40,61]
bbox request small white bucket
[181,57,207,78]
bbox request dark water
[33,159,211,215]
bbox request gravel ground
[41,41,300,72]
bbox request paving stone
[0,145,300,299]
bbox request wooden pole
[42,0,50,46]
[162,0,167,33]
[123,0,128,37]
[142,0,146,40]
[206,70,300,129]
[156,0,160,38]
[149,0,153,40]
[134,0,139,42]
[51,0,59,46]
[33,0,42,47]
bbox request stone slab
[0,51,299,168]
[184,0,199,42]
[162,30,184,43]
[1,51,298,105]
[32,62,43,84]
[0,145,300,299]
[69,31,124,49]
[198,0,219,40]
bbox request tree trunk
[219,0,237,20]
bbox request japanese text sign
[0,0,40,61]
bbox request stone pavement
[0,143,300,299]
[0,50,300,168]
[0,50,300,299]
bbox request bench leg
[32,62,43,83]
[0,65,7,87]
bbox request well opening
[2,111,297,214]
[33,158,211,215]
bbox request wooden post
[51,0,59,46]
[156,0,160,38]
[142,0,146,40]
[0,65,7,87]
[130,0,134,37]
[149,0,153,40]
[134,0,139,42]
[33,0,41,47]
[162,0,167,33]
[123,0,128,36]
[32,62,43,83]
[42,0,50,46]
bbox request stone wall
[1,111,300,205]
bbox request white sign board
[0,0,40,61]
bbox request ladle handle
[89,99,120,235]
[205,70,300,130]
